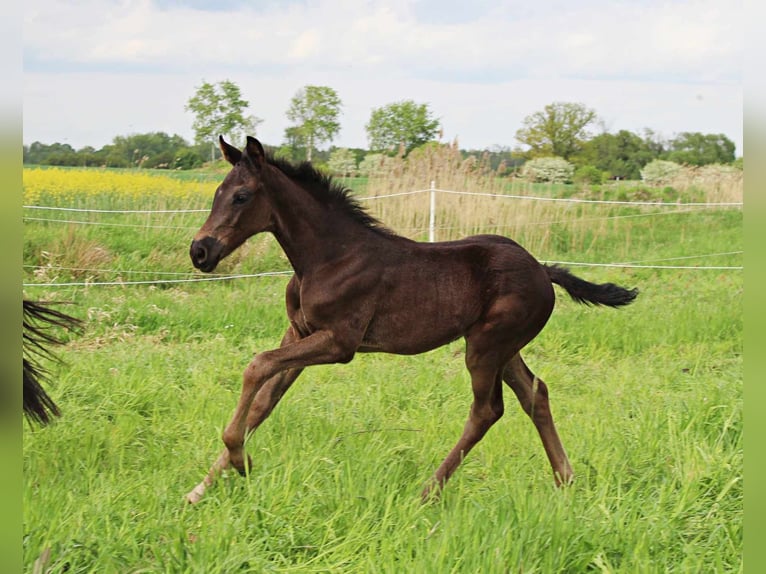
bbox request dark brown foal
[185,136,637,504]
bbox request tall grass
[23,163,742,572]
[358,142,743,257]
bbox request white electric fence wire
[23,186,743,287]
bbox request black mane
[266,154,395,236]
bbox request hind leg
[503,353,573,486]
[423,336,505,501]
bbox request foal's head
[190,136,273,273]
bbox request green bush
[358,153,396,178]
[574,165,605,185]
[173,148,204,170]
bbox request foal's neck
[267,169,382,276]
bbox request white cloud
[22,0,743,153]
[24,0,741,80]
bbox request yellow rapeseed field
[23,167,209,205]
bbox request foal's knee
[243,352,286,393]
[222,428,242,451]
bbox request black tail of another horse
[544,264,638,308]
[23,300,81,425]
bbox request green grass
[23,170,742,573]
[22,273,742,573]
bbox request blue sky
[23,0,743,154]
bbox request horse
[185,136,638,504]
[23,300,81,425]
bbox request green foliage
[285,85,343,162]
[366,100,440,154]
[666,132,736,166]
[185,79,262,159]
[23,134,206,169]
[462,145,523,175]
[23,142,79,166]
[108,132,193,169]
[573,165,605,185]
[172,148,204,170]
[641,159,683,184]
[358,153,396,178]
[515,102,598,160]
[577,130,656,179]
[520,156,575,183]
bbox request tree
[285,85,342,162]
[185,80,262,161]
[366,100,440,154]
[666,132,736,166]
[109,132,191,168]
[578,130,657,179]
[358,153,396,178]
[24,142,75,165]
[640,159,683,184]
[515,102,598,160]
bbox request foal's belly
[359,294,480,355]
[358,327,465,356]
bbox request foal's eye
[232,193,249,205]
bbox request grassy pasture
[23,167,742,572]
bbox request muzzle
[190,236,226,273]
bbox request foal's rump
[453,234,638,309]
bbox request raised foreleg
[186,326,359,503]
[185,327,305,504]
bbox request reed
[357,145,743,263]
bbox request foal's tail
[23,300,82,425]
[543,264,638,308]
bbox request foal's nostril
[191,242,208,265]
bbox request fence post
[429,180,436,242]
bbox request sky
[23,0,743,155]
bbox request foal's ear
[243,136,266,167]
[219,136,242,165]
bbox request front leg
[186,329,356,504]
[185,325,301,504]
[184,365,302,504]
[222,329,358,474]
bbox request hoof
[185,484,206,505]
[554,470,575,488]
[420,481,443,504]
[231,453,253,477]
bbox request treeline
[23,132,211,170]
[568,129,738,180]
[23,128,739,182]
